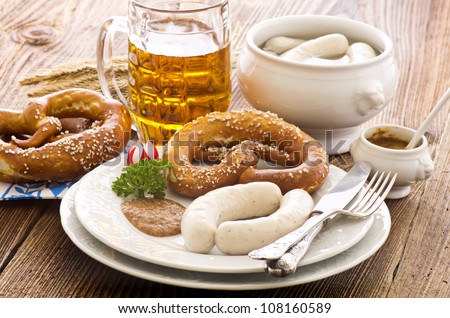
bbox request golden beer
[128,19,231,145]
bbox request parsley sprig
[112,159,171,199]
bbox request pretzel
[166,110,329,197]
[0,88,132,183]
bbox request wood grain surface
[0,0,449,298]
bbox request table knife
[248,161,371,261]
[265,222,324,277]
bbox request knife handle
[265,222,324,277]
[248,209,337,260]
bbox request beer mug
[97,0,231,145]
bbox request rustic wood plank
[0,0,128,111]
[387,126,450,297]
[368,0,450,298]
[0,201,128,297]
[0,200,49,271]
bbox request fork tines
[348,170,397,215]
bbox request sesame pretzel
[0,88,132,183]
[167,110,329,197]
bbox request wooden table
[0,0,449,298]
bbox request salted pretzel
[0,88,132,183]
[166,110,329,197]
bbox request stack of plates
[60,158,391,290]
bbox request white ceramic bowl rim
[246,14,394,70]
[360,124,428,153]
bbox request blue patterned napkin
[0,180,78,200]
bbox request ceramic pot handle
[354,80,385,115]
[418,155,435,180]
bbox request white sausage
[346,42,377,63]
[215,189,314,255]
[263,36,305,54]
[280,33,349,62]
[181,182,282,253]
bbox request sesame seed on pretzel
[166,109,329,197]
[0,88,132,183]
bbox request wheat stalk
[20,57,128,98]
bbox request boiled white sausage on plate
[215,189,314,255]
[181,182,282,254]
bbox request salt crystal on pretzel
[166,109,329,197]
[0,88,132,183]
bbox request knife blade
[248,161,371,260]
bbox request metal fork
[264,170,397,277]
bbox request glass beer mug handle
[97,16,128,106]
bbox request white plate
[61,182,390,290]
[74,159,374,273]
